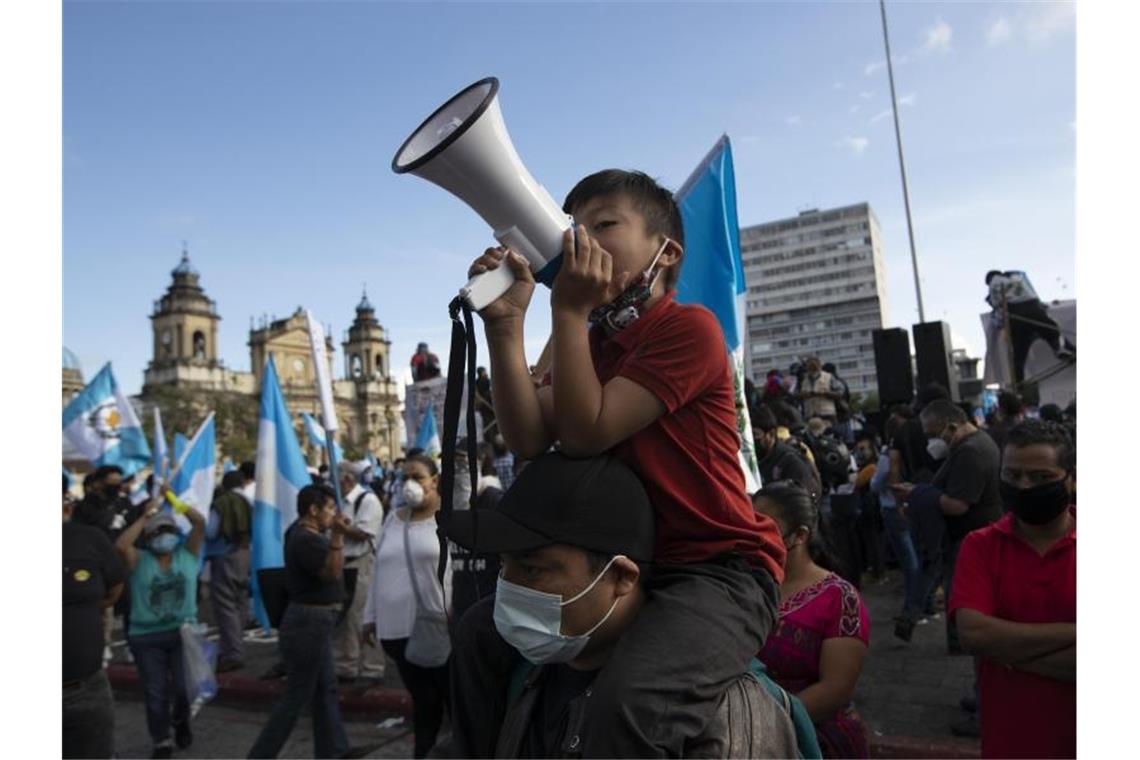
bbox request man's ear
[611,556,641,598]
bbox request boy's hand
[468,247,534,324]
[552,226,632,318]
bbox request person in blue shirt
[115,494,205,759]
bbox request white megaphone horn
[392,77,572,311]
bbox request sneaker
[960,696,977,714]
[950,715,980,738]
[151,742,174,759]
[893,618,915,643]
[174,720,193,750]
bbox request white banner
[305,310,339,432]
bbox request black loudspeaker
[872,328,915,405]
[912,321,960,402]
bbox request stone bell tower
[341,288,390,382]
[144,245,221,387]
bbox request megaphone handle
[460,262,517,312]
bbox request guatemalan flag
[170,413,216,518]
[62,363,151,476]
[301,411,344,464]
[415,400,441,456]
[251,357,311,629]
[675,135,762,493]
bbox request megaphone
[392,77,572,311]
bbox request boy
[453,170,786,756]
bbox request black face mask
[1000,479,1070,525]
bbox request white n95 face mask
[926,438,951,461]
[493,555,623,665]
[401,479,425,508]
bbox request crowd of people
[63,168,1075,759]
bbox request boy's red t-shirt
[585,292,786,583]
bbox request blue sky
[63,1,1075,396]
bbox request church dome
[172,249,198,277]
[357,288,374,312]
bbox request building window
[193,331,206,360]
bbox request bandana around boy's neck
[588,238,671,332]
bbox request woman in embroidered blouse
[755,480,871,758]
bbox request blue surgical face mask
[150,533,180,555]
[493,555,623,665]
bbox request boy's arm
[550,227,665,457]
[551,310,665,457]
[470,248,557,459]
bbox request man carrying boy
[452,170,786,756]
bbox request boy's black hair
[1005,420,1075,472]
[92,464,124,482]
[562,170,686,288]
[405,454,439,476]
[997,390,1023,418]
[752,405,778,433]
[222,471,246,491]
[297,483,336,517]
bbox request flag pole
[879,0,926,323]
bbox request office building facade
[741,203,888,397]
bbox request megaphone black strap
[437,296,481,591]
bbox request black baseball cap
[445,452,656,562]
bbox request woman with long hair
[755,480,871,758]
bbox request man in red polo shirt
[950,420,1076,759]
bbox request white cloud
[986,16,1013,46]
[1024,2,1075,44]
[923,18,953,53]
[898,92,917,106]
[840,136,869,155]
[869,109,892,124]
[833,81,845,90]
[786,115,801,125]
[859,90,875,100]
[849,104,862,115]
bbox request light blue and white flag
[414,400,441,456]
[173,433,188,473]
[62,363,151,476]
[301,412,345,464]
[152,407,169,497]
[222,457,237,474]
[252,357,312,629]
[675,135,761,493]
[169,413,216,520]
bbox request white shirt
[343,485,384,560]
[363,510,452,640]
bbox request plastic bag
[180,622,218,718]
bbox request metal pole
[879,0,926,323]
